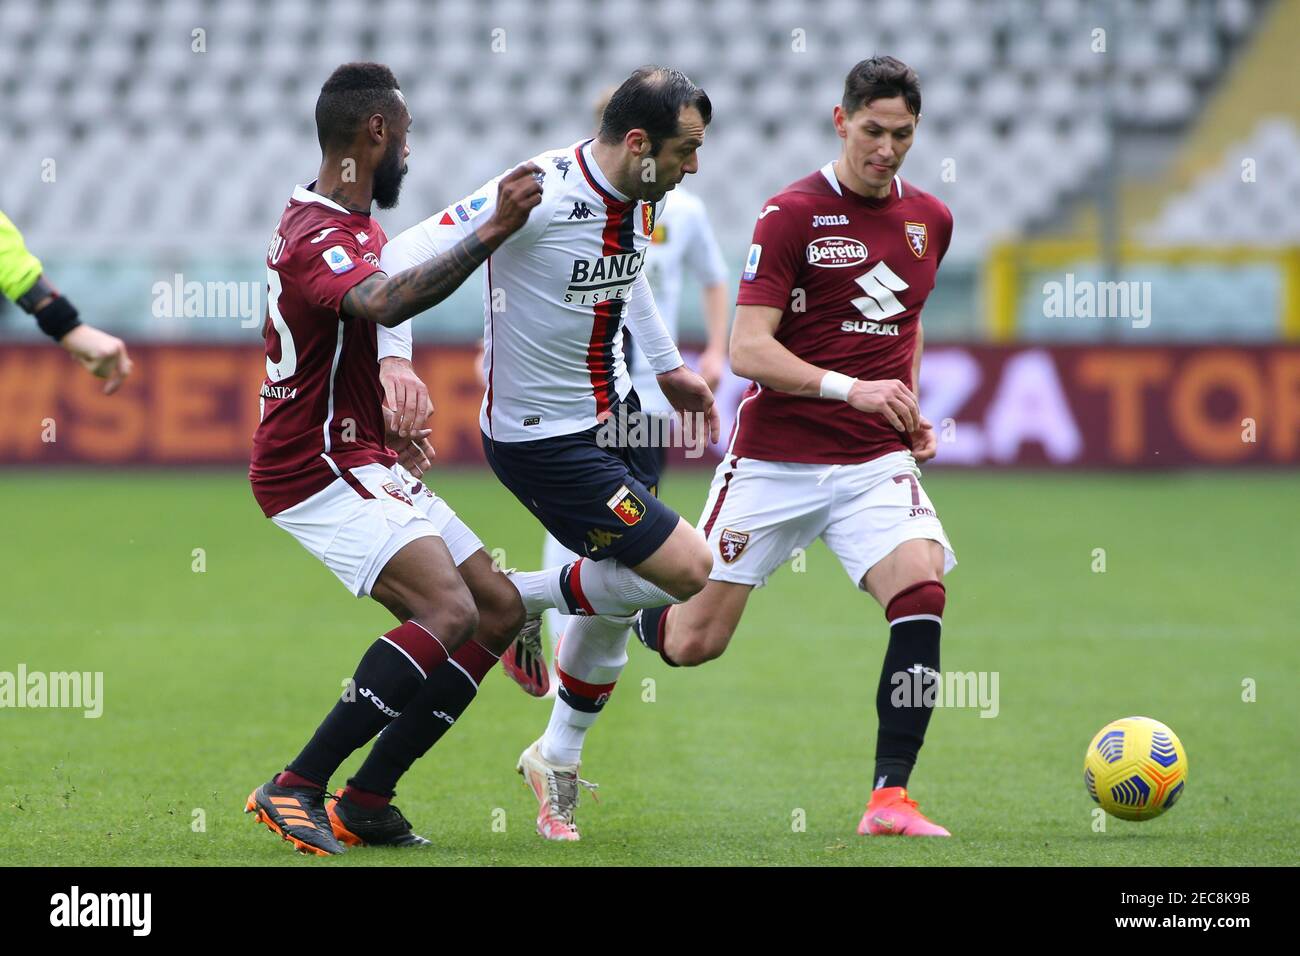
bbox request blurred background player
[633,57,958,837]
[0,210,133,394]
[244,62,542,855]
[506,87,732,700]
[378,66,720,840]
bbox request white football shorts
[697,450,956,589]
[271,462,484,598]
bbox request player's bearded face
[373,134,408,209]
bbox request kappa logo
[812,214,849,227]
[587,528,623,552]
[607,485,646,526]
[905,221,928,258]
[552,155,572,179]
[719,528,750,563]
[569,201,595,220]
[381,481,412,505]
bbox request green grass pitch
[1,469,1295,866]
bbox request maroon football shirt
[249,184,396,517]
[732,163,952,464]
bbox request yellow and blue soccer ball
[1084,716,1187,821]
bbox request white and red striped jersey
[379,139,680,442]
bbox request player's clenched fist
[485,163,545,238]
[847,378,920,433]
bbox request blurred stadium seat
[0,0,1293,342]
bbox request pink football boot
[858,786,951,837]
[500,618,550,698]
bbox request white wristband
[819,370,857,402]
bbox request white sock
[510,557,679,618]
[540,613,632,766]
[568,558,680,615]
[541,532,578,654]
[507,567,565,617]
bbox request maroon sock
[340,784,391,810]
[275,769,324,790]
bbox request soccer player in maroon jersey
[244,63,544,855]
[635,57,957,836]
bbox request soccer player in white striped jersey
[522,88,733,700]
[379,67,719,840]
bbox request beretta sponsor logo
[806,236,868,268]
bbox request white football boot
[515,739,599,841]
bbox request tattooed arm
[342,163,543,327]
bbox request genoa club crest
[641,201,656,237]
[904,221,928,258]
[719,528,750,564]
[607,485,646,526]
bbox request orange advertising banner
[1,343,1297,468]
[0,344,486,467]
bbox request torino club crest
[382,482,412,505]
[719,528,750,563]
[904,221,928,258]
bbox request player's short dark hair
[597,67,712,155]
[842,56,921,117]
[315,62,404,151]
